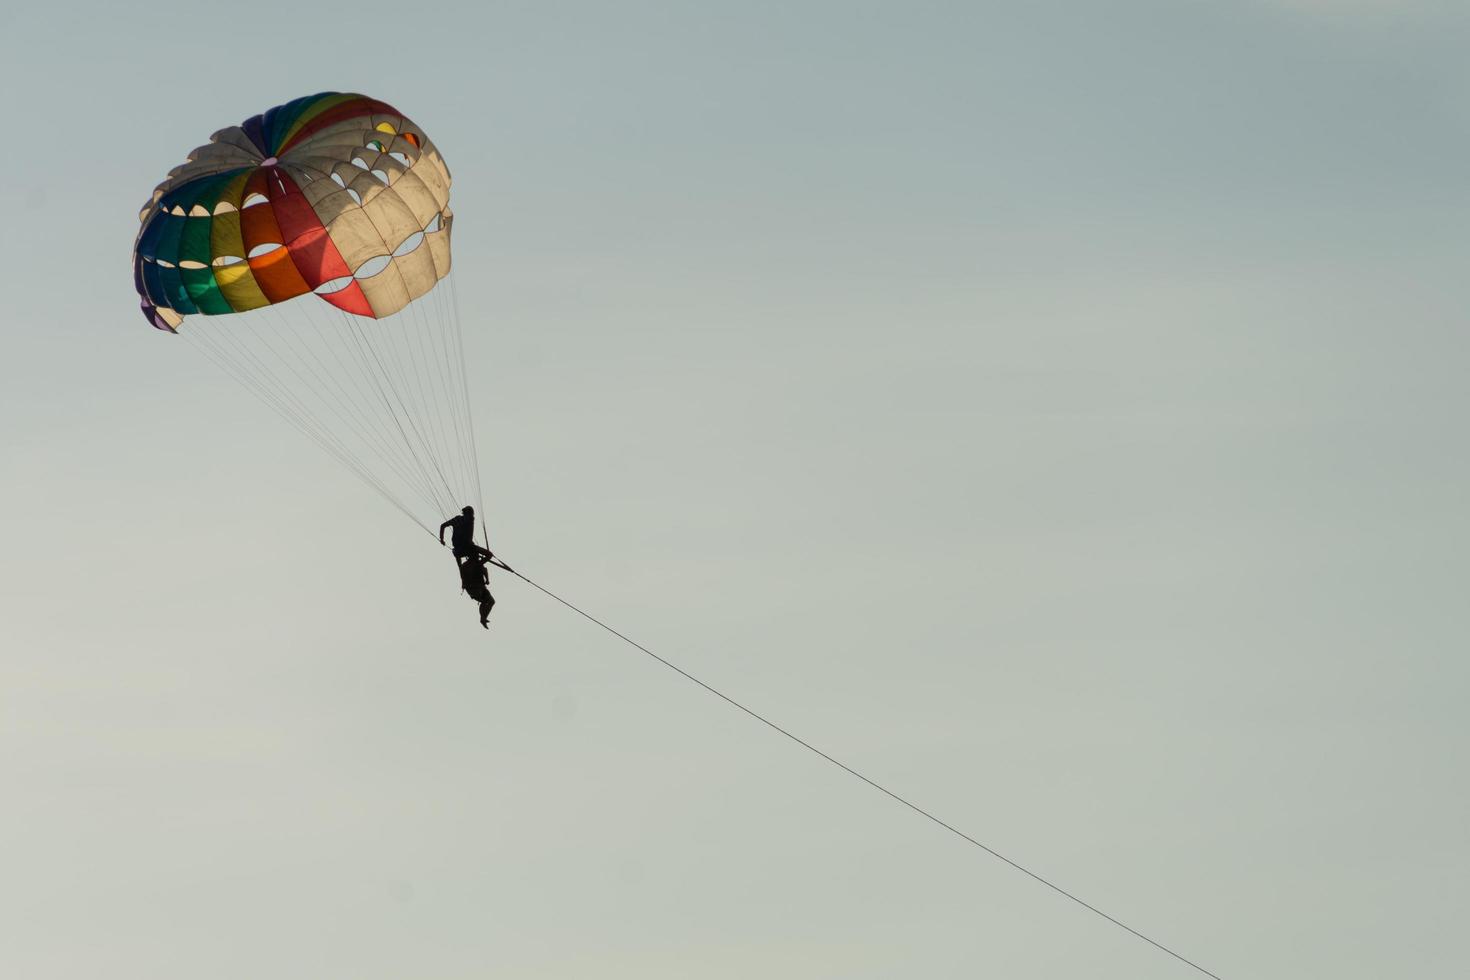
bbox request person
[458,552,495,629]
[440,505,494,561]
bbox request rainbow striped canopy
[133,92,452,331]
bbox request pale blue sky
[2,2,1467,978]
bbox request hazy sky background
[2,2,1466,977]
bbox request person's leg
[478,596,494,627]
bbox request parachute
[132,92,483,538]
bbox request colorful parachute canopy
[132,93,482,537]
[133,92,453,332]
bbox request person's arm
[439,518,453,544]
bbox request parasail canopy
[133,92,453,331]
[132,93,483,540]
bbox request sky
[1,1,1467,977]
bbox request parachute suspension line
[423,279,472,504]
[176,287,479,537]
[186,326,334,466]
[360,303,461,517]
[313,310,435,495]
[194,313,385,494]
[405,290,464,502]
[285,300,450,516]
[374,292,450,502]
[260,304,448,523]
[365,302,461,515]
[199,315,432,533]
[497,563,1226,980]
[429,273,472,516]
[428,280,477,512]
[448,272,489,550]
[319,302,455,518]
[335,306,459,515]
[240,308,443,517]
[324,305,442,513]
[184,324,431,535]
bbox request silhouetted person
[440,505,493,561]
[458,553,495,629]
